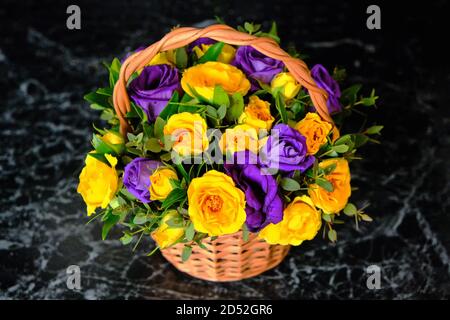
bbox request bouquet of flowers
[77,22,382,281]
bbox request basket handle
[113,24,332,135]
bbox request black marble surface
[1,0,449,299]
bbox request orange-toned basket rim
[113,24,333,136]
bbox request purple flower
[311,64,342,114]
[260,124,315,174]
[232,46,284,91]
[224,151,283,232]
[123,158,161,203]
[128,64,181,121]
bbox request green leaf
[360,214,373,222]
[96,87,113,96]
[87,152,109,166]
[198,42,225,63]
[226,93,244,122]
[102,212,120,240]
[269,21,278,35]
[154,117,166,139]
[343,203,357,216]
[335,134,353,146]
[244,22,254,33]
[92,133,117,155]
[185,223,195,241]
[175,164,190,184]
[145,138,162,153]
[109,196,124,209]
[84,92,112,110]
[175,47,188,69]
[274,92,289,124]
[328,229,337,242]
[178,104,206,114]
[341,84,362,106]
[281,177,301,191]
[104,58,121,88]
[352,133,369,148]
[321,163,337,175]
[206,105,218,118]
[242,224,249,242]
[129,102,148,123]
[166,215,184,228]
[315,177,334,192]
[160,152,172,162]
[120,188,137,201]
[181,245,192,262]
[161,188,187,209]
[332,144,349,154]
[217,104,227,120]
[158,91,180,120]
[120,233,133,245]
[133,214,147,225]
[365,125,384,135]
[322,212,332,223]
[213,85,230,107]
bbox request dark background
[1,0,449,299]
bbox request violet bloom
[232,46,284,90]
[224,151,283,232]
[311,64,342,114]
[128,64,181,121]
[260,124,315,174]
[123,158,161,203]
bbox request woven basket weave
[160,231,290,282]
[113,24,333,281]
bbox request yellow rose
[296,112,332,155]
[181,61,251,100]
[164,112,209,156]
[187,170,246,236]
[77,154,119,216]
[259,195,321,245]
[271,72,301,100]
[148,51,175,66]
[238,95,275,131]
[219,124,259,154]
[100,131,125,154]
[152,210,184,248]
[101,131,124,145]
[308,158,351,214]
[192,43,236,64]
[149,167,179,201]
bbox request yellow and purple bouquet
[77,22,381,268]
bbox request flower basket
[78,22,381,282]
[159,231,290,281]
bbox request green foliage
[181,245,193,262]
[281,177,301,191]
[197,42,225,63]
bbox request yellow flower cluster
[187,170,246,236]
[77,154,119,216]
[163,112,209,156]
[308,158,351,214]
[181,61,250,101]
[296,112,332,155]
[259,196,321,245]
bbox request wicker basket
[160,231,290,282]
[113,24,333,281]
